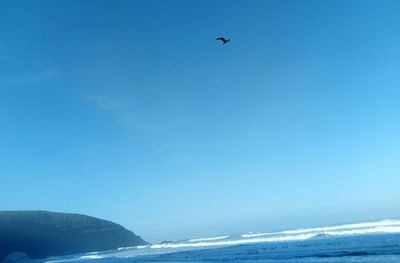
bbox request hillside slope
[0,211,147,261]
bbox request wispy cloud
[85,92,157,129]
[9,67,61,86]
[118,115,158,129]
[86,93,125,111]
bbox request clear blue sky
[1,0,399,242]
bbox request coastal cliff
[0,211,147,262]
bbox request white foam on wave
[84,252,99,255]
[149,220,400,250]
[117,246,136,251]
[44,254,105,263]
[136,245,151,249]
[78,255,104,260]
[45,254,105,263]
[188,235,230,242]
[150,233,317,249]
[322,225,400,236]
[241,219,400,238]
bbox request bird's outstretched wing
[216,37,230,45]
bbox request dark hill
[0,211,148,262]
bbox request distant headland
[0,210,148,262]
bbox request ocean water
[41,219,400,263]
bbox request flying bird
[216,37,230,45]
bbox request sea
[40,219,400,263]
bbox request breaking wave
[148,219,400,249]
[241,219,400,238]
